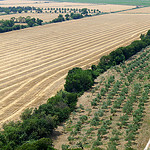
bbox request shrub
[65,68,94,93]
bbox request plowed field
[1,13,150,126]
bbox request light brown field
[0,0,136,12]
[1,13,150,127]
[120,6,150,14]
[0,12,60,22]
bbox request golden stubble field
[1,13,150,126]
[120,6,150,14]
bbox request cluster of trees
[64,67,98,93]
[50,9,90,24]
[50,13,84,24]
[0,6,42,14]
[0,90,77,149]
[0,17,43,33]
[0,6,102,15]
[10,16,43,25]
[0,19,27,33]
[50,14,65,23]
[47,7,101,15]
[64,30,150,97]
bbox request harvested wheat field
[0,12,60,22]
[0,0,136,12]
[120,6,150,14]
[1,13,150,127]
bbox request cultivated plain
[1,12,150,126]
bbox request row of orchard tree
[0,7,42,14]
[0,31,150,150]
[0,6,101,15]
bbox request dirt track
[1,13,150,126]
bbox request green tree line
[0,6,42,14]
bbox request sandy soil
[1,13,150,127]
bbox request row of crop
[63,74,125,149]
[63,49,149,149]
[0,6,101,14]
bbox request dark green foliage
[65,14,70,20]
[79,115,88,123]
[16,138,55,150]
[70,13,83,19]
[20,108,33,121]
[81,8,88,15]
[65,68,94,93]
[0,17,43,33]
[98,126,108,135]
[0,91,77,150]
[97,31,150,71]
[51,14,65,23]
[90,116,100,126]
[0,6,34,14]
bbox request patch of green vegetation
[66,125,75,131]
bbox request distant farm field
[0,0,136,12]
[0,12,59,22]
[119,6,150,14]
[49,0,150,6]
[1,13,150,126]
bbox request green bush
[65,68,94,93]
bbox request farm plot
[54,48,150,150]
[0,13,150,127]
